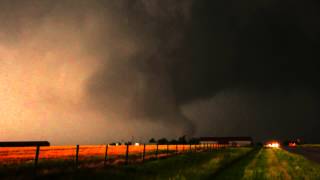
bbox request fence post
[166,144,169,155]
[34,145,40,168]
[176,144,178,154]
[125,144,129,165]
[75,145,79,168]
[156,144,159,159]
[142,144,146,162]
[189,144,192,152]
[182,145,185,152]
[104,144,108,166]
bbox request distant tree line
[149,136,200,145]
[108,136,200,146]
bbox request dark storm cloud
[172,0,320,102]
[86,0,196,135]
[1,0,320,143]
[88,0,320,141]
[177,0,320,142]
[87,0,320,142]
[182,88,320,142]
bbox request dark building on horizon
[199,137,253,147]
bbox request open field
[0,144,225,178]
[285,146,320,164]
[215,148,320,180]
[0,144,221,165]
[1,146,320,180]
[2,147,252,180]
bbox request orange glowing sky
[0,21,104,143]
[0,3,183,144]
[0,38,173,144]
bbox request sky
[0,0,319,144]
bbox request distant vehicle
[284,139,300,147]
[265,140,280,148]
[288,142,297,147]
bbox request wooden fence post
[104,144,108,166]
[125,144,129,165]
[34,145,40,168]
[176,144,178,154]
[189,144,192,152]
[142,144,146,162]
[166,144,169,155]
[156,144,159,159]
[75,145,79,168]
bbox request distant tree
[188,137,200,144]
[169,139,178,144]
[125,142,132,145]
[255,142,263,147]
[157,138,168,145]
[149,138,156,144]
[178,135,187,144]
[282,140,290,146]
[296,138,302,145]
